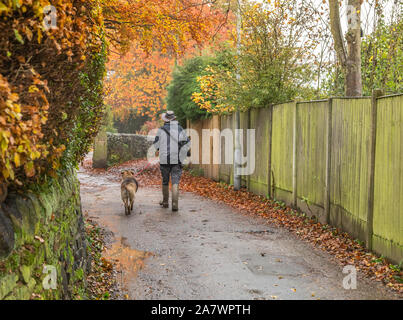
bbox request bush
[0,0,106,189]
[166,56,214,126]
[325,14,403,96]
[361,18,403,95]
[113,110,150,134]
[193,2,317,113]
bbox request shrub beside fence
[188,93,403,264]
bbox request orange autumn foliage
[1,0,230,187]
[0,0,105,186]
[103,0,232,120]
[105,45,173,120]
[102,0,229,55]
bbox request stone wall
[0,169,89,300]
[106,133,154,167]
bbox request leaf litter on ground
[85,216,125,300]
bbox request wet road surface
[79,169,399,300]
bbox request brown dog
[121,170,139,216]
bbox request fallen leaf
[34,235,44,243]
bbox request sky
[252,0,399,35]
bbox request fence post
[267,104,273,198]
[292,102,298,208]
[366,89,383,250]
[92,129,108,169]
[324,98,333,224]
[247,109,251,190]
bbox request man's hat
[161,110,176,122]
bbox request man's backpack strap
[161,126,191,156]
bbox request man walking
[153,111,190,211]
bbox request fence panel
[330,98,372,241]
[199,116,220,181]
[240,111,250,188]
[188,119,203,172]
[296,101,328,221]
[249,108,272,196]
[271,102,295,205]
[373,94,403,263]
[219,114,233,184]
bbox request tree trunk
[345,0,362,96]
[328,0,347,68]
[328,0,362,96]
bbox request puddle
[104,236,153,298]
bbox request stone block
[0,274,18,299]
[0,205,14,258]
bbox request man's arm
[178,127,191,153]
[153,128,161,151]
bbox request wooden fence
[188,93,403,264]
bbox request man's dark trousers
[160,164,183,186]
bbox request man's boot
[172,184,179,212]
[160,185,169,208]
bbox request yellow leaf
[37,29,42,44]
[14,153,21,167]
[28,85,39,93]
[2,168,10,180]
[0,3,9,13]
[9,168,14,180]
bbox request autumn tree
[102,0,229,55]
[192,0,319,114]
[105,44,174,121]
[167,55,225,125]
[103,0,231,124]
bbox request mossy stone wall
[106,133,154,167]
[0,169,89,300]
